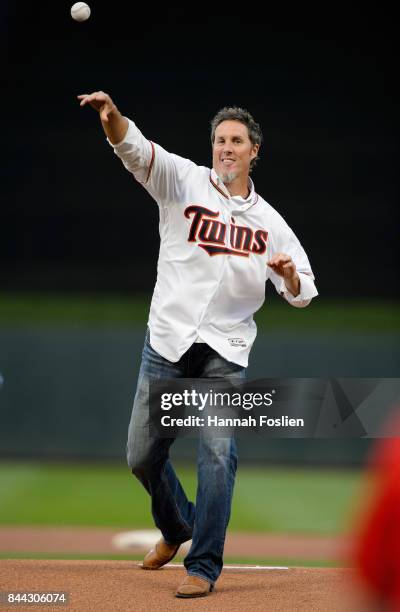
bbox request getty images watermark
[159,388,303,429]
[148,378,400,438]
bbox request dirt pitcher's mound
[0,527,349,561]
[0,560,357,612]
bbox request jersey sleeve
[267,219,318,308]
[108,118,195,206]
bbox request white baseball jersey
[109,119,318,367]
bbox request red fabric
[354,414,400,608]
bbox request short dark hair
[210,106,263,170]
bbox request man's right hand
[78,91,129,144]
[77,91,116,123]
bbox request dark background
[2,2,398,296]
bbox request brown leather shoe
[142,537,180,570]
[175,575,213,598]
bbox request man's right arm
[78,91,129,144]
[78,90,155,186]
[78,91,195,205]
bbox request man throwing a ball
[78,91,318,598]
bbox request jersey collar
[210,169,258,213]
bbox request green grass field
[0,293,399,331]
[0,462,362,535]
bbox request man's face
[212,120,259,185]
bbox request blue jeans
[126,330,246,585]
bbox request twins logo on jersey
[184,205,268,258]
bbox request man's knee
[203,437,236,457]
[200,437,238,469]
[127,440,167,480]
[126,445,153,475]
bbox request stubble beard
[219,170,238,185]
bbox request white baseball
[71,2,91,22]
